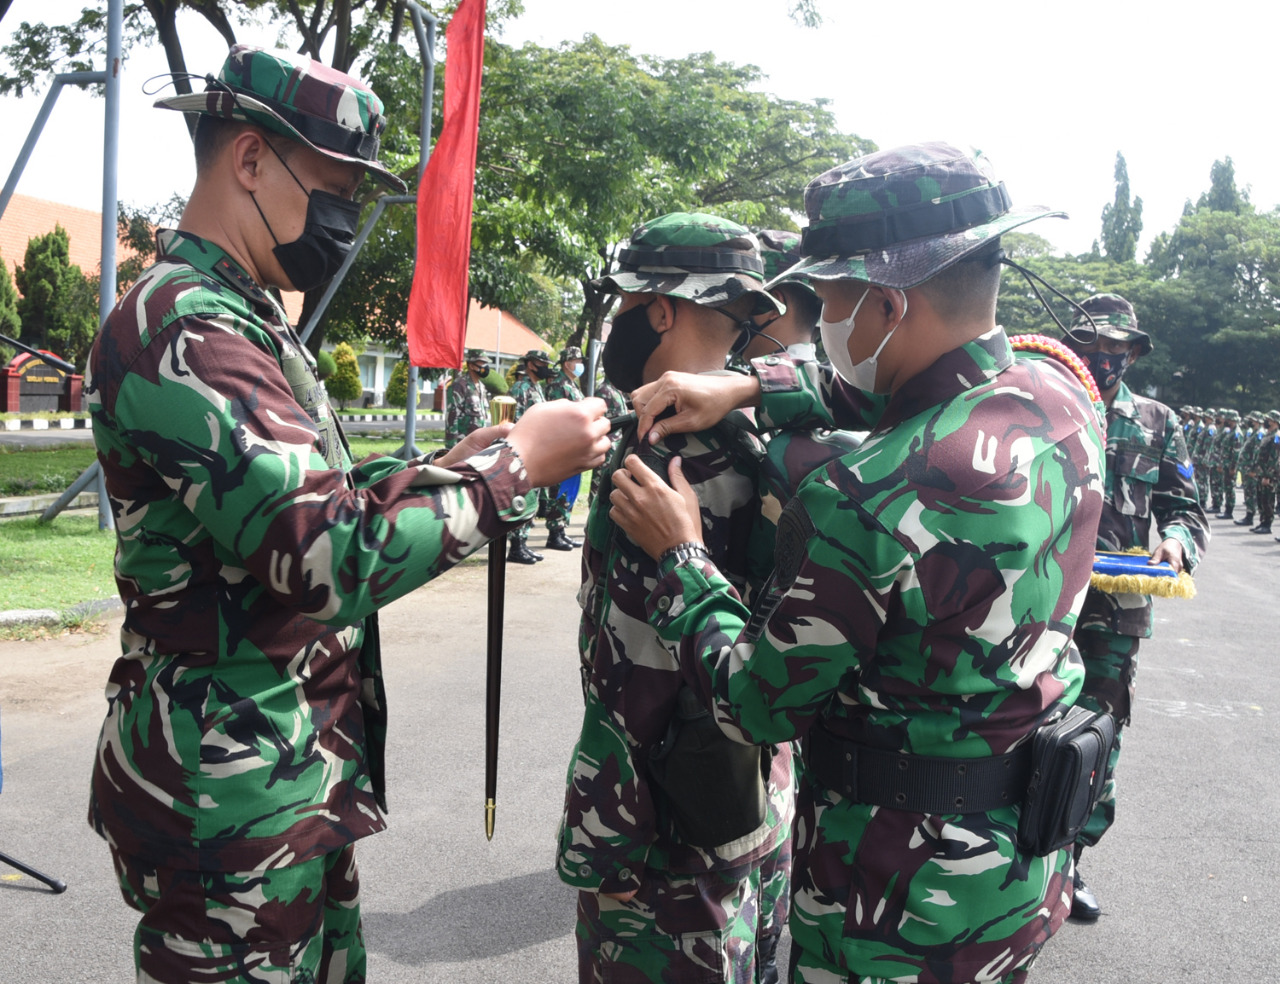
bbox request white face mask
[819,288,907,392]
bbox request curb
[1,417,91,431]
[0,596,122,629]
[1,490,99,518]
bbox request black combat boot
[507,541,543,564]
[1218,505,1234,519]
[1070,846,1101,921]
[1250,523,1272,534]
[546,528,582,551]
[1234,512,1254,526]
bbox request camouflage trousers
[1217,466,1235,511]
[756,835,792,984]
[576,863,763,984]
[512,485,568,545]
[1259,480,1277,527]
[1242,475,1258,514]
[1074,629,1141,848]
[786,785,1069,984]
[110,843,364,984]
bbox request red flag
[406,0,487,368]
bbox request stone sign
[2,350,83,413]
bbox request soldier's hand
[507,398,611,487]
[631,371,760,446]
[435,423,513,468]
[610,454,703,560]
[1150,538,1186,575]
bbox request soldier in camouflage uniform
[1236,412,1263,526]
[1253,410,1280,535]
[1193,410,1217,506]
[1207,408,1230,512]
[541,345,587,550]
[507,349,554,563]
[1214,409,1243,519]
[84,47,610,984]
[738,230,825,364]
[444,347,493,449]
[558,212,799,984]
[1060,294,1209,920]
[610,143,1106,984]
[588,374,630,505]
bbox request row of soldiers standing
[1181,405,1280,535]
[445,345,629,562]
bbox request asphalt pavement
[0,512,1276,982]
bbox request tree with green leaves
[0,254,20,337]
[1099,151,1143,263]
[471,36,872,348]
[0,253,20,366]
[384,356,409,408]
[327,341,363,409]
[1146,172,1280,408]
[13,224,100,367]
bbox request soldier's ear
[230,128,268,192]
[651,295,678,334]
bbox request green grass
[347,434,446,459]
[0,515,117,616]
[0,444,99,496]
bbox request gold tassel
[1091,548,1197,599]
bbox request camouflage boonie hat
[771,142,1063,290]
[595,212,782,316]
[1268,410,1280,424]
[464,348,491,366]
[522,349,551,364]
[1070,293,1153,356]
[559,345,584,362]
[155,45,406,192]
[757,229,817,300]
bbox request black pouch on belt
[1016,705,1117,856]
[648,685,769,849]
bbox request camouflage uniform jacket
[508,374,545,420]
[1239,427,1260,476]
[557,415,792,896]
[1193,423,1216,467]
[1078,383,1209,639]
[1218,423,1243,475]
[85,229,537,873]
[543,369,583,403]
[1258,427,1280,481]
[444,371,490,448]
[595,379,630,418]
[644,329,1105,982]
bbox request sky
[2,0,1277,261]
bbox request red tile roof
[0,194,546,351]
[463,299,551,359]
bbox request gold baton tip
[485,798,496,841]
[490,395,517,426]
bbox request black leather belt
[805,726,1031,814]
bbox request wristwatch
[660,541,710,567]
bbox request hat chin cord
[995,251,1100,346]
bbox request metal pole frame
[299,3,438,462]
[3,0,122,529]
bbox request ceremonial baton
[484,395,517,839]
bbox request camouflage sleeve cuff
[750,354,803,394]
[648,554,721,630]
[1160,526,1200,573]
[461,439,538,524]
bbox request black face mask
[603,301,661,393]
[1081,349,1132,392]
[531,363,555,380]
[251,140,362,292]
